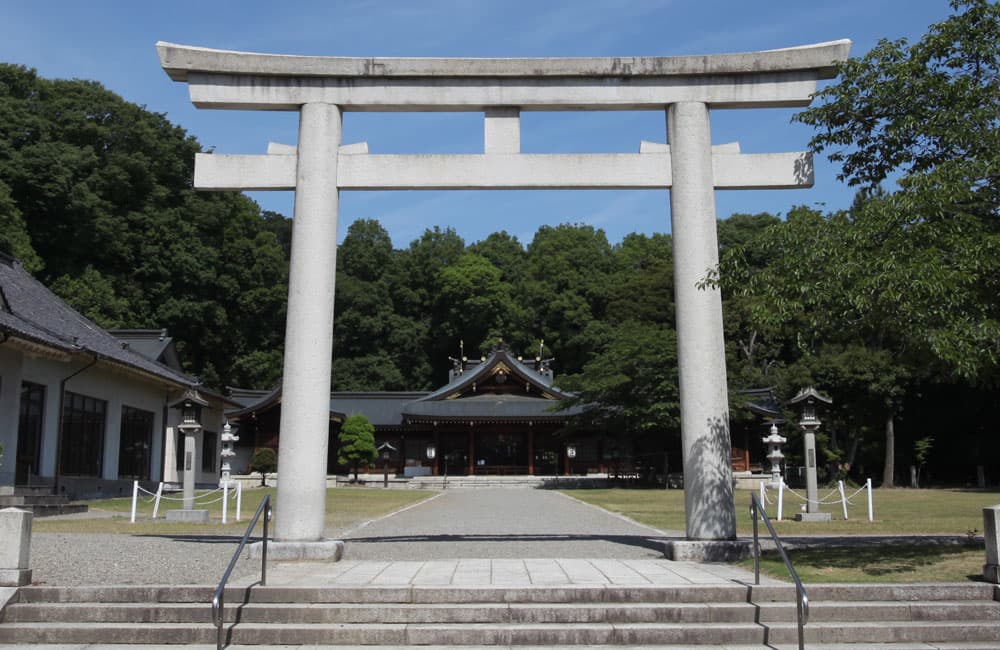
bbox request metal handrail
[750,493,809,650]
[212,493,271,650]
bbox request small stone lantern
[378,442,397,488]
[564,443,577,476]
[219,421,239,488]
[762,423,787,487]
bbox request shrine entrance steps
[407,475,610,489]
[0,485,87,517]
[2,582,998,647]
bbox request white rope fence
[758,478,873,522]
[130,480,243,523]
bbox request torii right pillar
[668,101,737,551]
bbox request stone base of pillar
[249,539,344,561]
[165,509,210,523]
[984,564,1000,584]
[794,512,832,522]
[663,540,750,562]
[0,568,31,587]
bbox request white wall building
[0,254,234,499]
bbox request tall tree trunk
[882,413,895,488]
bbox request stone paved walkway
[338,489,680,561]
[227,489,772,587]
[233,557,770,587]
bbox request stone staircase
[1,582,998,646]
[0,486,88,517]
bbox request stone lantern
[219,421,239,488]
[787,387,832,521]
[762,423,787,487]
[378,442,397,488]
[167,388,210,522]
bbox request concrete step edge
[10,595,997,625]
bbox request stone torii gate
[158,40,850,559]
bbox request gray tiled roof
[223,350,581,426]
[330,392,430,426]
[417,348,568,402]
[227,386,272,408]
[402,392,581,421]
[108,329,182,370]
[0,254,194,388]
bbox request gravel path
[342,488,672,560]
[29,533,259,586]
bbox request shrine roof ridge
[157,40,851,83]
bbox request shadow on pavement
[344,532,670,553]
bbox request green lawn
[744,543,985,583]
[564,487,1000,536]
[563,487,998,583]
[35,486,435,536]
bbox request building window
[60,391,106,477]
[119,406,153,480]
[17,382,46,484]
[176,430,185,473]
[202,431,217,473]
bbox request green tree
[48,265,133,328]
[0,63,291,389]
[331,219,417,390]
[0,180,41,272]
[340,218,394,282]
[389,226,466,383]
[469,230,527,285]
[249,447,277,487]
[913,436,934,487]
[522,224,614,374]
[559,321,680,444]
[720,2,1000,485]
[337,414,378,481]
[606,232,674,326]
[436,253,515,353]
[794,0,999,194]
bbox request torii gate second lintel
[158,41,850,556]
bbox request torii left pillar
[269,103,345,558]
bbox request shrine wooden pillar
[527,426,535,476]
[432,430,440,477]
[468,424,475,476]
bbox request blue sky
[2,1,950,248]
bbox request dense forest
[1,1,997,487]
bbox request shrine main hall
[226,344,631,479]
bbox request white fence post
[236,481,243,522]
[838,480,849,520]
[777,479,784,521]
[759,482,766,516]
[222,483,229,524]
[152,482,164,519]
[130,480,139,523]
[866,478,874,522]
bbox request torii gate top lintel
[157,40,850,81]
[157,40,851,111]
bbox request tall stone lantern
[167,389,210,523]
[787,387,832,522]
[219,421,239,488]
[762,423,787,487]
